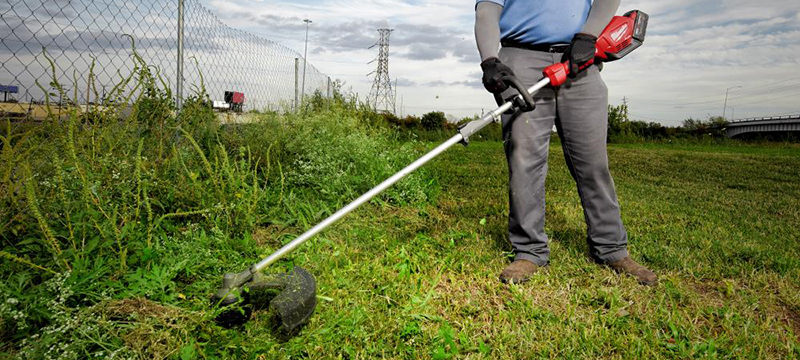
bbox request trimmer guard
[250,266,317,334]
[213,266,317,335]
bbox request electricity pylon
[367,28,395,114]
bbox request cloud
[34,0,79,20]
[395,77,418,87]
[404,44,447,61]
[7,0,798,121]
[206,0,477,62]
[0,16,175,56]
[173,0,800,120]
[431,79,483,89]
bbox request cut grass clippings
[2,103,799,359]
[199,140,799,359]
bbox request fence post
[294,57,299,111]
[327,76,331,98]
[176,0,184,111]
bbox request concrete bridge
[725,115,800,138]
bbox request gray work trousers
[498,46,628,266]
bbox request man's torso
[477,0,592,45]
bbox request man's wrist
[574,33,597,42]
[481,57,501,69]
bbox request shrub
[0,54,437,357]
[421,111,446,130]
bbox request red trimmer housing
[596,10,649,61]
[544,10,649,87]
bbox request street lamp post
[723,85,742,119]
[301,19,312,108]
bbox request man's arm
[580,0,621,37]
[475,2,503,61]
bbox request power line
[403,105,481,111]
[633,90,800,117]
[311,58,369,65]
[628,75,800,105]
[728,91,800,107]
[238,28,374,51]
[628,112,661,122]
[630,85,800,111]
[754,110,800,117]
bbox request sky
[199,0,800,125]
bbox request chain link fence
[0,0,330,112]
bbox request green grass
[183,140,799,358]
[8,52,796,359]
[2,98,798,357]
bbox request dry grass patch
[100,298,204,360]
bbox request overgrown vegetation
[0,56,435,358]
[380,112,503,142]
[380,103,798,145]
[1,55,798,359]
[607,103,733,142]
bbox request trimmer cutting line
[211,10,649,334]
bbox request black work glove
[564,33,597,78]
[480,57,515,94]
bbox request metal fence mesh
[0,0,329,111]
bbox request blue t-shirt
[477,0,592,45]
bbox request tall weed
[0,49,438,358]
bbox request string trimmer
[211,10,649,335]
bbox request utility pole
[723,85,741,119]
[393,77,398,114]
[301,19,312,107]
[327,76,331,98]
[176,0,184,111]
[294,57,299,111]
[367,28,395,114]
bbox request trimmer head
[212,266,317,335]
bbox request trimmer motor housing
[543,10,649,87]
[595,10,649,62]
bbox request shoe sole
[499,276,530,285]
[638,278,658,286]
[498,266,547,284]
[612,269,658,286]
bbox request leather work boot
[607,256,658,286]
[499,259,543,284]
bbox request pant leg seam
[559,125,593,236]
[557,77,627,260]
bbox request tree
[680,116,728,138]
[607,103,629,136]
[421,111,446,130]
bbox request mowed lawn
[214,141,799,359]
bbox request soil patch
[778,301,800,339]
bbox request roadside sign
[0,85,19,93]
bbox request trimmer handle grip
[543,58,596,87]
[492,74,536,113]
[503,75,536,112]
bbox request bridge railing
[729,115,800,124]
